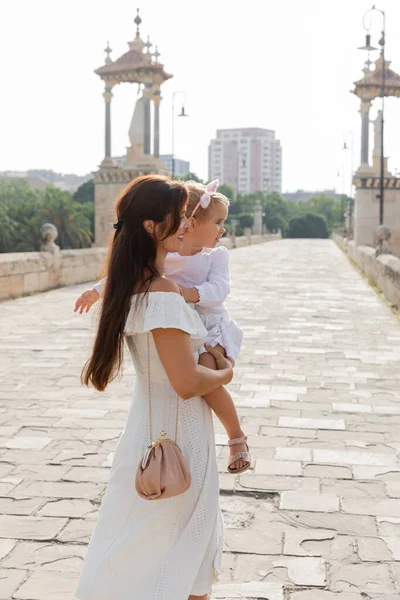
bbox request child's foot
[227,435,251,474]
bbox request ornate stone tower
[94,10,172,246]
[352,56,400,254]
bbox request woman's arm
[150,277,232,399]
[152,328,232,400]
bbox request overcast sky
[2,0,400,192]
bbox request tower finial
[104,41,112,65]
[145,35,152,53]
[134,8,142,38]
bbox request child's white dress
[93,246,243,361]
[75,292,223,600]
[165,246,243,360]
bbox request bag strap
[145,278,179,444]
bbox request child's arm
[181,247,230,307]
[74,277,106,313]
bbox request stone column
[143,83,152,155]
[153,88,161,158]
[253,199,263,235]
[103,85,113,158]
[360,100,372,165]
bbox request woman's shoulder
[151,276,180,294]
[125,282,206,339]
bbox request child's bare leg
[200,345,248,471]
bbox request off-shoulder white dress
[75,292,223,600]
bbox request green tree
[40,187,93,249]
[74,179,94,204]
[180,172,204,183]
[287,213,329,238]
[218,183,235,202]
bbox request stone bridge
[1,239,400,600]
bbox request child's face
[194,203,228,249]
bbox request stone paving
[0,238,400,600]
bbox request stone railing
[332,233,400,309]
[0,225,281,301]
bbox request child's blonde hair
[185,182,230,221]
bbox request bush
[287,213,329,238]
[238,213,253,229]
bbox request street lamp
[359,5,386,225]
[343,132,355,231]
[171,91,188,178]
[236,149,247,196]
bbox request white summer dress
[75,292,223,600]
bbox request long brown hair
[82,175,188,391]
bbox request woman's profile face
[159,208,190,253]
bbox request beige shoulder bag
[135,282,192,500]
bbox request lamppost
[359,5,386,225]
[171,91,188,178]
[343,132,355,231]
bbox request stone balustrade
[332,232,400,309]
[0,225,281,301]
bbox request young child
[74,180,250,473]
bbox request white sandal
[227,435,251,474]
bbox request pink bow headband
[190,179,219,218]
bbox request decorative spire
[145,35,152,53]
[153,45,160,64]
[104,41,112,65]
[134,8,142,38]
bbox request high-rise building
[208,128,282,194]
[159,155,190,177]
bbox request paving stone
[13,570,77,600]
[0,496,45,516]
[320,479,386,498]
[330,563,396,594]
[56,518,95,544]
[289,593,365,600]
[12,480,103,500]
[212,581,283,599]
[0,568,26,598]
[279,491,339,512]
[386,481,400,498]
[377,516,400,536]
[357,536,400,561]
[275,448,312,461]
[313,449,397,466]
[268,511,378,536]
[0,538,17,560]
[255,460,302,476]
[224,529,282,555]
[303,464,352,479]
[239,474,319,493]
[2,541,86,571]
[283,529,335,556]
[279,417,346,430]
[0,515,67,540]
[234,554,326,586]
[0,436,53,450]
[353,465,400,480]
[342,497,400,517]
[10,464,70,481]
[37,499,98,518]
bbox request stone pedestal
[94,157,170,247]
[353,164,400,257]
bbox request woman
[75,175,233,600]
